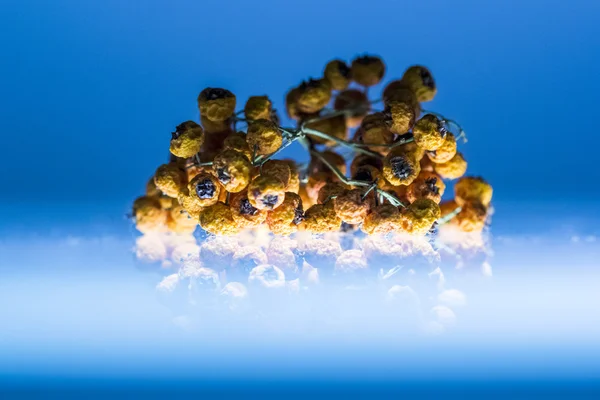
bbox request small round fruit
[324,59,352,91]
[333,189,371,224]
[427,132,457,164]
[401,198,441,235]
[401,65,436,102]
[199,202,240,235]
[351,55,385,86]
[212,149,252,193]
[406,171,446,204]
[413,114,448,151]
[361,204,402,235]
[296,78,332,114]
[246,119,282,156]
[197,87,236,122]
[154,163,186,198]
[188,173,221,207]
[266,192,304,236]
[382,148,421,186]
[454,176,493,207]
[230,190,268,229]
[434,152,467,180]
[244,95,272,121]
[169,121,204,158]
[247,175,286,210]
[302,201,341,233]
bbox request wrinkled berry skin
[212,149,252,193]
[382,148,421,186]
[454,176,493,207]
[188,173,221,207]
[401,65,437,102]
[199,202,240,235]
[247,175,286,211]
[434,152,468,180]
[197,88,236,122]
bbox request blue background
[2,0,600,215]
[1,0,600,396]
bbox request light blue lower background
[1,200,599,396]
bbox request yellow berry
[212,149,252,193]
[427,132,457,163]
[434,152,467,180]
[169,121,204,158]
[333,189,371,224]
[386,100,416,135]
[401,65,436,102]
[296,78,332,114]
[454,176,493,207]
[146,176,161,197]
[281,159,300,193]
[247,175,286,210]
[223,132,252,160]
[324,59,352,91]
[133,196,167,233]
[455,202,488,232]
[200,114,230,134]
[244,95,272,121]
[158,194,175,209]
[188,173,221,207]
[197,87,236,122]
[199,202,240,235]
[413,114,447,151]
[266,192,304,236]
[359,112,394,147]
[229,190,268,229]
[361,204,402,235]
[317,182,348,204]
[302,201,341,233]
[382,148,421,186]
[401,198,440,235]
[154,163,186,198]
[246,119,282,156]
[285,87,302,120]
[166,205,198,234]
[177,189,204,220]
[406,171,446,204]
[261,159,291,188]
[351,55,385,86]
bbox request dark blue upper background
[1,0,599,218]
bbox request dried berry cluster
[133,55,492,237]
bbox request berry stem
[308,147,405,208]
[301,126,383,158]
[253,129,305,166]
[421,109,467,142]
[437,206,462,225]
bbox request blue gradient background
[1,0,600,396]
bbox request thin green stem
[437,206,462,225]
[253,132,304,166]
[360,135,414,148]
[309,149,405,208]
[193,154,213,167]
[361,181,377,200]
[422,109,467,142]
[301,127,383,158]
